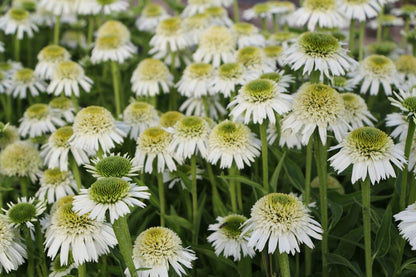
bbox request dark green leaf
[327,253,364,277]
[270,151,286,192]
[374,204,392,258]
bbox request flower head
[236,46,275,75]
[396,55,416,90]
[0,7,38,39]
[4,197,46,230]
[160,111,184,128]
[329,127,405,184]
[9,68,46,99]
[0,122,19,149]
[84,153,140,180]
[395,202,416,250]
[232,22,265,49]
[341,93,376,129]
[339,0,381,21]
[36,168,78,204]
[389,89,416,123]
[49,96,76,123]
[0,215,27,273]
[177,63,214,97]
[35,45,71,80]
[242,193,323,254]
[123,101,159,139]
[132,227,196,277]
[136,3,169,33]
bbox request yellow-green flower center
[25,103,49,119]
[403,97,416,113]
[158,17,181,35]
[97,0,116,5]
[237,46,263,68]
[14,68,34,83]
[44,168,69,185]
[40,45,68,61]
[176,116,206,137]
[49,96,73,110]
[205,6,226,17]
[56,61,81,79]
[364,55,394,76]
[95,156,132,178]
[243,79,275,102]
[187,63,212,79]
[160,111,184,128]
[8,203,36,224]
[89,177,130,204]
[368,41,396,56]
[270,32,297,42]
[402,4,416,14]
[9,8,29,21]
[136,59,169,80]
[97,35,122,50]
[142,3,164,17]
[263,45,283,58]
[304,0,335,11]
[253,3,270,14]
[348,127,390,156]
[218,63,243,79]
[0,62,12,71]
[260,72,282,83]
[140,127,171,152]
[220,215,247,239]
[332,76,348,87]
[57,202,92,229]
[233,22,256,35]
[52,126,73,147]
[74,106,114,135]
[299,32,339,57]
[396,55,416,75]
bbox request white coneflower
[341,93,376,129]
[351,54,400,96]
[205,6,233,27]
[181,0,218,17]
[263,45,285,68]
[179,95,227,120]
[232,22,265,49]
[396,55,416,90]
[229,79,292,125]
[41,126,91,171]
[369,14,403,30]
[122,101,159,139]
[269,118,303,149]
[386,112,408,141]
[339,0,381,21]
[60,30,87,49]
[91,33,136,64]
[290,0,346,31]
[45,197,118,266]
[131,58,173,97]
[183,13,211,46]
[282,32,357,79]
[330,76,357,92]
[84,153,140,180]
[4,197,46,230]
[35,45,71,80]
[211,62,255,98]
[93,0,128,14]
[208,120,261,169]
[242,193,323,254]
[208,214,255,261]
[73,177,149,223]
[236,46,275,76]
[330,127,405,184]
[32,7,55,27]
[259,71,294,92]
[243,2,274,21]
[136,3,169,33]
[9,68,46,99]
[0,123,19,149]
[389,89,416,124]
[19,103,65,138]
[39,0,76,15]
[49,96,76,123]
[36,168,78,204]
[132,227,196,277]
[193,25,236,68]
[0,140,42,182]
[149,17,192,56]
[169,116,210,160]
[267,31,299,48]
[70,106,126,153]
[133,127,180,173]
[177,62,214,97]
[281,83,349,145]
[0,71,12,94]
[0,60,23,79]
[395,202,416,250]
[0,215,27,273]
[0,7,38,39]
[159,111,185,128]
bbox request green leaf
[220,175,267,194]
[399,258,416,273]
[327,253,364,277]
[328,199,343,230]
[196,246,239,271]
[269,147,304,192]
[373,204,392,258]
[164,214,193,231]
[270,151,286,192]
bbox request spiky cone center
[160,111,184,128]
[96,35,123,50]
[345,0,368,4]
[50,96,73,110]
[8,203,37,224]
[51,126,73,147]
[270,32,296,42]
[175,116,207,139]
[134,227,182,264]
[44,168,70,185]
[135,59,169,81]
[89,177,130,204]
[260,72,282,83]
[332,76,348,88]
[200,26,235,49]
[186,63,212,79]
[97,0,116,5]
[368,42,396,56]
[346,127,392,159]
[363,55,395,77]
[237,46,263,68]
[205,6,227,17]
[299,32,340,58]
[402,97,416,114]
[94,156,133,178]
[212,121,251,151]
[263,45,283,58]
[142,3,164,17]
[218,63,244,79]
[396,55,416,75]
[233,22,256,35]
[9,7,29,21]
[294,83,344,123]
[342,93,366,113]
[185,13,209,29]
[304,0,335,10]
[56,202,94,232]
[253,3,270,13]
[124,101,156,124]
[97,20,130,42]
[14,68,34,83]
[39,45,69,62]
[242,79,276,103]
[220,215,247,239]
[25,103,49,120]
[157,17,182,36]
[139,127,172,153]
[55,61,82,80]
[73,106,115,136]
[402,4,416,14]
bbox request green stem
[169,51,177,110]
[261,18,267,31]
[157,172,166,227]
[229,165,238,213]
[400,119,416,210]
[54,15,61,45]
[87,16,94,49]
[376,9,383,43]
[70,155,82,191]
[191,155,198,245]
[78,262,87,277]
[35,222,48,277]
[236,182,243,212]
[111,62,121,116]
[71,93,79,113]
[361,178,372,277]
[314,132,328,277]
[20,177,29,197]
[413,43,416,57]
[310,70,320,84]
[348,19,355,56]
[262,251,271,277]
[112,216,136,276]
[259,122,269,193]
[272,14,279,32]
[383,26,389,41]
[304,139,313,276]
[402,17,410,47]
[359,21,365,61]
[14,35,20,61]
[24,227,34,277]
[233,0,239,22]
[278,252,290,277]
